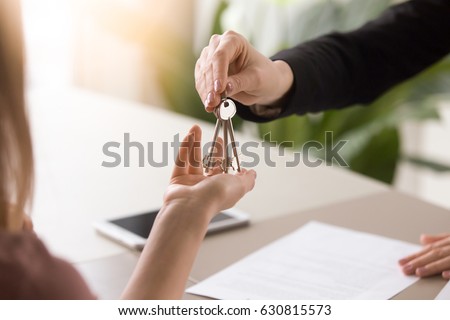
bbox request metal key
[203,94,241,174]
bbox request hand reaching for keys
[167,125,255,212]
[122,125,256,299]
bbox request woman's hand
[399,233,450,279]
[121,125,256,299]
[164,124,256,217]
[195,30,293,112]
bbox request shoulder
[0,231,96,299]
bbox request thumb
[227,69,258,96]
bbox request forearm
[120,125,256,299]
[121,202,212,299]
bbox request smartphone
[94,208,249,250]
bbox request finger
[402,246,450,275]
[206,137,224,176]
[399,246,433,266]
[206,31,248,112]
[212,136,224,159]
[172,128,194,179]
[188,125,203,175]
[220,169,257,209]
[210,31,242,94]
[442,270,450,279]
[202,169,257,210]
[420,233,450,245]
[196,47,212,109]
[231,91,258,106]
[194,47,206,84]
[236,169,257,194]
[194,46,214,112]
[427,236,450,249]
[204,34,221,111]
[399,237,450,266]
[416,255,450,277]
[227,69,260,102]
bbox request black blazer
[236,0,450,122]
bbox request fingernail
[398,258,408,265]
[416,267,427,276]
[226,82,233,95]
[403,264,414,274]
[443,271,450,279]
[214,80,221,93]
[206,92,213,106]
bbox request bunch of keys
[203,93,241,174]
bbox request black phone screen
[109,210,159,238]
[109,210,234,238]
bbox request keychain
[203,93,241,174]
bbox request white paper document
[187,221,421,299]
[435,281,450,300]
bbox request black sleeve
[236,0,450,122]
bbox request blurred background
[23,0,450,208]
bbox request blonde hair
[0,0,34,228]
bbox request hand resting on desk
[399,233,450,280]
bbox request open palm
[164,125,256,218]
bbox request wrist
[248,60,293,118]
[274,60,294,102]
[265,60,294,105]
[159,196,217,231]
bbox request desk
[29,87,391,297]
[187,191,450,300]
[76,192,450,299]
